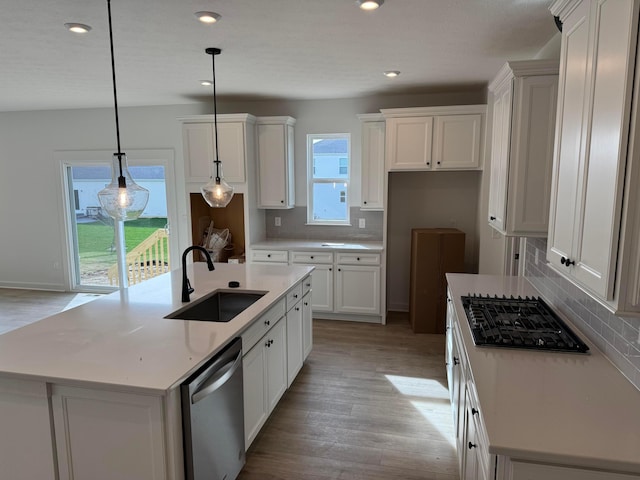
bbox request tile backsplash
[265,207,383,241]
[524,237,640,391]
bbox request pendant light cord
[107,0,126,187]
[211,50,221,182]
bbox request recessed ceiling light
[384,71,400,78]
[356,0,384,11]
[64,23,92,33]
[195,11,221,24]
[200,80,213,86]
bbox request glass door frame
[56,149,179,292]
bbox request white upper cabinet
[548,0,640,314]
[256,116,296,209]
[433,114,482,170]
[358,114,385,210]
[179,114,256,186]
[487,60,559,236]
[382,106,486,172]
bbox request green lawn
[76,217,168,283]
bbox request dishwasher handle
[191,349,242,404]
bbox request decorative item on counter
[97,0,149,221]
[200,220,231,262]
[200,47,234,208]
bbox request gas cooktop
[461,294,589,353]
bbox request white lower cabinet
[243,315,287,448]
[335,264,380,315]
[0,378,56,480]
[286,284,304,387]
[51,385,167,480]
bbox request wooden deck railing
[108,228,170,286]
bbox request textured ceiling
[0,0,557,112]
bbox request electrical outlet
[358,218,366,229]
[274,217,281,227]
[534,249,539,266]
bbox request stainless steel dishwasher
[181,337,245,480]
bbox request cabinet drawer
[250,249,289,263]
[336,252,380,265]
[301,275,312,296]
[290,251,333,264]
[241,298,285,353]
[286,283,303,312]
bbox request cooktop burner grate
[461,294,589,353]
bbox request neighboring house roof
[313,138,348,154]
[72,166,165,180]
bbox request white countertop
[446,273,640,474]
[251,239,383,252]
[0,263,312,394]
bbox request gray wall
[0,89,485,291]
[524,238,640,391]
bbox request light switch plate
[275,217,281,227]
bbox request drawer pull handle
[468,442,477,449]
[490,216,496,221]
[293,294,298,298]
[306,283,311,287]
[304,302,308,306]
[310,256,314,259]
[357,257,360,261]
[472,408,479,416]
[264,320,270,326]
[329,268,333,271]
[295,307,300,311]
[363,201,367,205]
[437,161,441,165]
[453,357,459,366]
[267,254,271,258]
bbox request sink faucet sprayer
[181,246,215,302]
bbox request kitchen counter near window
[251,239,383,252]
[446,273,640,475]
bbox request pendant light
[98,0,149,221]
[200,47,234,208]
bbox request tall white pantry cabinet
[548,0,640,315]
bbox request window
[307,133,351,225]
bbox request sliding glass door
[62,161,172,292]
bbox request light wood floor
[239,315,459,480]
[0,291,459,479]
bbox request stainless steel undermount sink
[165,290,267,322]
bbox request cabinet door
[361,121,385,210]
[183,123,215,182]
[308,264,334,312]
[571,0,637,298]
[51,385,166,480]
[433,114,482,170]
[216,122,246,183]
[302,291,313,360]
[265,318,287,413]
[386,116,433,170]
[182,122,246,184]
[335,265,380,315]
[508,460,640,480]
[0,379,56,480]
[286,301,304,387]
[547,0,592,273]
[257,123,294,208]
[243,343,267,448]
[488,84,512,232]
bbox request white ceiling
[0,0,557,112]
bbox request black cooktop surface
[461,294,589,353]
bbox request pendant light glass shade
[98,153,150,221]
[201,47,233,208]
[97,0,149,221]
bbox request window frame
[306,133,351,226]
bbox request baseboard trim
[0,282,66,292]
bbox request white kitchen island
[446,273,640,480]
[0,262,312,480]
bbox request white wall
[0,89,485,291]
[0,104,206,290]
